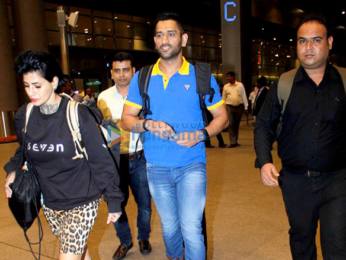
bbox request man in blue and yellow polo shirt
[122,12,228,260]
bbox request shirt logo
[185,85,190,90]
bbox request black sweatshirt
[4,97,123,212]
[255,65,346,173]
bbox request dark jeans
[279,168,346,260]
[205,109,225,146]
[114,152,152,245]
[205,133,225,146]
[226,104,243,145]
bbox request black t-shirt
[6,97,123,212]
[255,65,346,173]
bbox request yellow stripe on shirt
[124,100,142,109]
[207,100,224,110]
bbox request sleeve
[239,83,249,109]
[78,104,123,213]
[124,71,143,109]
[206,75,224,110]
[4,104,27,175]
[249,92,254,101]
[222,85,226,100]
[254,82,282,169]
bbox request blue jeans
[146,162,206,260]
[113,152,152,245]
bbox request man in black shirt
[252,76,268,117]
[255,15,346,260]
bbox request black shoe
[236,143,240,146]
[205,145,215,148]
[139,240,152,254]
[112,243,133,259]
[228,144,237,148]
[219,144,227,148]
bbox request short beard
[158,42,182,61]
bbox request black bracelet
[199,128,210,141]
[142,119,150,131]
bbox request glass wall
[40,3,224,82]
[6,1,300,89]
[251,39,297,87]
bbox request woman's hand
[107,212,122,224]
[5,172,15,198]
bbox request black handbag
[8,103,43,260]
[8,151,41,231]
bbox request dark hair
[154,12,185,35]
[226,71,235,77]
[14,50,64,93]
[297,14,331,38]
[257,76,267,87]
[60,74,71,86]
[113,52,135,68]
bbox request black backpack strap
[195,62,214,126]
[334,65,346,94]
[277,68,298,116]
[138,65,154,119]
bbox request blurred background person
[61,74,83,102]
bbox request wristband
[142,119,150,131]
[199,128,210,141]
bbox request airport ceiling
[46,0,346,31]
[46,0,346,55]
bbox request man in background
[61,74,83,102]
[222,71,248,148]
[252,76,268,118]
[97,52,152,259]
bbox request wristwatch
[199,128,210,141]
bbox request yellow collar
[152,57,190,76]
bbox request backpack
[10,102,43,260]
[137,62,215,126]
[25,98,88,160]
[277,65,346,115]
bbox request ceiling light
[293,8,304,14]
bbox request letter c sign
[224,1,237,22]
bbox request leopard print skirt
[42,198,101,255]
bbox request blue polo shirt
[125,57,224,167]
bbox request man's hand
[5,171,15,198]
[146,120,175,140]
[260,163,279,186]
[171,131,204,148]
[107,212,122,224]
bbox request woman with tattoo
[4,50,123,260]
